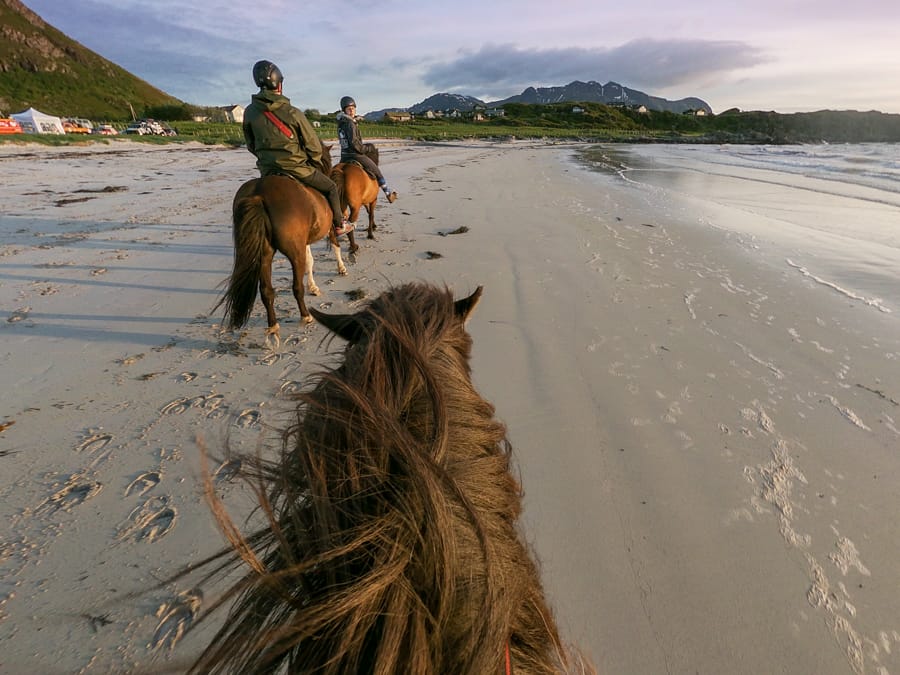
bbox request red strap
[263,110,293,139]
[505,642,512,675]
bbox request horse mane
[183,283,587,674]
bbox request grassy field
[0,117,674,148]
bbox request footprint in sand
[151,589,202,652]
[37,477,103,516]
[119,496,177,542]
[125,471,161,497]
[177,372,197,383]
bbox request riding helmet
[253,60,284,90]
[340,96,356,111]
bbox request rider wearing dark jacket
[244,61,351,236]
[336,96,397,203]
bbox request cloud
[423,40,768,97]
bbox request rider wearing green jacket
[243,60,352,236]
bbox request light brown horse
[216,146,360,345]
[331,143,382,239]
[179,283,592,674]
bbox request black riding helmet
[340,96,356,111]
[253,60,283,91]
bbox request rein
[506,641,512,675]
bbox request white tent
[11,107,65,135]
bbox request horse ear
[454,285,483,323]
[309,307,365,342]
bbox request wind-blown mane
[184,283,588,674]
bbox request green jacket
[243,90,324,179]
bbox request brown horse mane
[179,283,590,674]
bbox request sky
[21,0,900,116]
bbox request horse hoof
[264,324,281,349]
[302,314,314,324]
[338,267,348,276]
[367,233,375,240]
[309,285,321,296]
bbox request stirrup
[385,191,398,203]
[334,221,355,236]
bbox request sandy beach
[1,138,898,674]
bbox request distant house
[423,109,436,119]
[572,106,585,114]
[633,104,649,114]
[485,108,505,118]
[221,104,244,123]
[683,108,708,116]
[312,120,321,128]
[383,111,411,122]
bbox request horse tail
[216,194,270,329]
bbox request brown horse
[216,145,360,345]
[331,143,382,239]
[179,283,591,674]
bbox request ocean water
[575,143,900,315]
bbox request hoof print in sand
[7,307,31,323]
[235,408,261,428]
[151,589,202,652]
[120,496,177,542]
[439,226,469,237]
[161,393,227,417]
[38,476,103,516]
[213,458,242,485]
[279,380,302,397]
[125,471,161,497]
[76,431,113,455]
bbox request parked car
[63,119,91,134]
[125,119,177,136]
[93,124,118,136]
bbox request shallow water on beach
[575,143,900,316]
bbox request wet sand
[0,139,898,673]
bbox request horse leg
[366,200,376,239]
[330,234,348,276]
[305,245,320,297]
[289,247,314,325]
[258,248,280,346]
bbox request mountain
[363,80,711,120]
[0,0,180,120]
[489,80,711,114]
[409,93,486,115]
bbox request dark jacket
[336,111,365,160]
[243,90,323,179]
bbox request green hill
[0,0,181,120]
